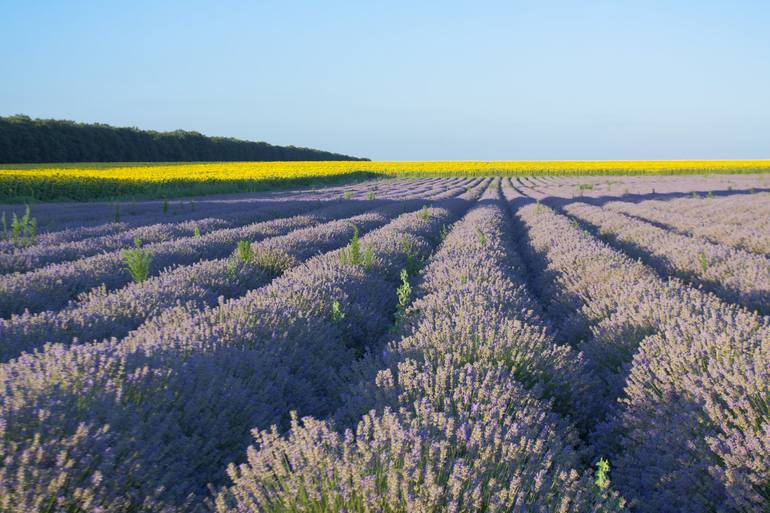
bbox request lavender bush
[0,181,470,361]
[0,181,485,512]
[1,174,767,512]
[0,216,231,274]
[560,201,770,315]
[217,184,625,512]
[0,179,467,317]
[508,179,769,513]
[604,193,770,256]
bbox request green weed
[122,238,153,283]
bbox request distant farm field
[2,159,770,201]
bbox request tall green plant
[330,300,346,323]
[389,268,415,334]
[339,225,373,270]
[5,205,37,247]
[594,458,611,491]
[235,240,253,264]
[122,238,153,284]
[395,269,411,317]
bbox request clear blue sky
[1,0,768,160]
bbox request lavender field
[0,174,768,513]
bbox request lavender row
[0,182,341,253]
[0,182,486,512]
[510,186,677,407]
[603,193,770,257]
[0,176,422,254]
[0,219,133,253]
[0,176,397,238]
[0,177,450,270]
[512,185,769,512]
[0,176,465,259]
[0,208,312,317]
[606,191,770,228]
[0,195,336,272]
[0,215,241,275]
[0,182,470,361]
[559,201,770,315]
[0,179,453,318]
[517,175,768,202]
[216,184,626,512]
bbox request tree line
[0,115,367,163]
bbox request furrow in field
[216,181,627,512]
[518,174,768,201]
[507,179,769,513]
[602,193,770,257]
[555,199,770,315]
[0,177,439,266]
[0,179,457,318]
[0,180,487,512]
[0,210,286,274]
[0,188,326,253]
[0,179,470,361]
[519,181,770,315]
[0,177,398,254]
[0,176,387,231]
